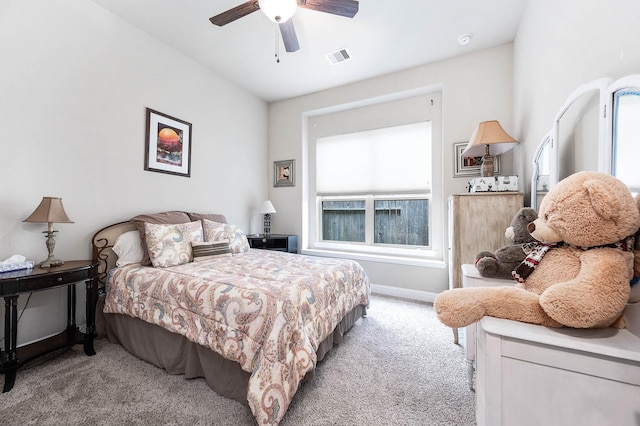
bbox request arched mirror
[550,77,611,187]
[533,74,640,208]
[531,131,551,210]
[605,74,640,193]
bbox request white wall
[513,0,640,200]
[268,44,515,298]
[0,0,268,344]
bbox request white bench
[475,294,640,426]
[461,264,514,387]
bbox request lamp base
[38,256,64,268]
[481,154,495,177]
[263,213,272,237]
[38,230,64,268]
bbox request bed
[91,211,370,425]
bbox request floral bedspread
[104,250,370,425]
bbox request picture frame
[144,108,192,177]
[274,159,295,187]
[453,142,500,177]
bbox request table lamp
[462,120,518,177]
[23,197,74,267]
[260,200,276,236]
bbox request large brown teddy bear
[435,171,640,329]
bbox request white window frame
[302,89,444,267]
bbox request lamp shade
[461,120,518,157]
[260,200,277,214]
[23,197,73,224]
[258,0,297,23]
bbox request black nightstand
[0,260,98,392]
[247,234,298,253]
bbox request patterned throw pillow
[191,240,232,262]
[131,211,192,266]
[202,219,250,254]
[144,221,204,267]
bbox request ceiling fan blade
[297,0,359,18]
[279,20,300,52]
[209,1,260,26]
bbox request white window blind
[316,121,432,194]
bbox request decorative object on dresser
[144,108,192,178]
[447,192,523,343]
[259,200,276,236]
[461,120,518,177]
[0,260,98,392]
[467,175,519,192]
[247,234,297,253]
[23,196,74,267]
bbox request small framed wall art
[274,159,295,187]
[144,108,192,177]
[453,142,500,177]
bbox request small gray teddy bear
[475,207,539,280]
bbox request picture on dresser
[144,108,192,177]
[453,142,500,177]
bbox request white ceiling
[90,0,528,103]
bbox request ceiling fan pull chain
[275,24,280,63]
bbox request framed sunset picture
[144,108,192,177]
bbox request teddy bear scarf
[511,235,636,284]
[511,242,556,283]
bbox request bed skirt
[95,296,366,405]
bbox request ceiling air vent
[325,48,352,65]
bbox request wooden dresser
[447,192,523,342]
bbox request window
[304,91,444,265]
[322,199,365,242]
[374,198,428,245]
[320,197,429,246]
[315,122,431,250]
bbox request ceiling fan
[209,0,359,53]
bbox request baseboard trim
[370,284,437,304]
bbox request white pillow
[112,230,144,267]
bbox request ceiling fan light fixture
[259,0,297,23]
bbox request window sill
[301,248,447,268]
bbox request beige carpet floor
[0,295,476,425]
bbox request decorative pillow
[202,219,250,254]
[131,211,191,266]
[112,230,144,267]
[144,221,204,268]
[187,212,228,225]
[191,240,232,262]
